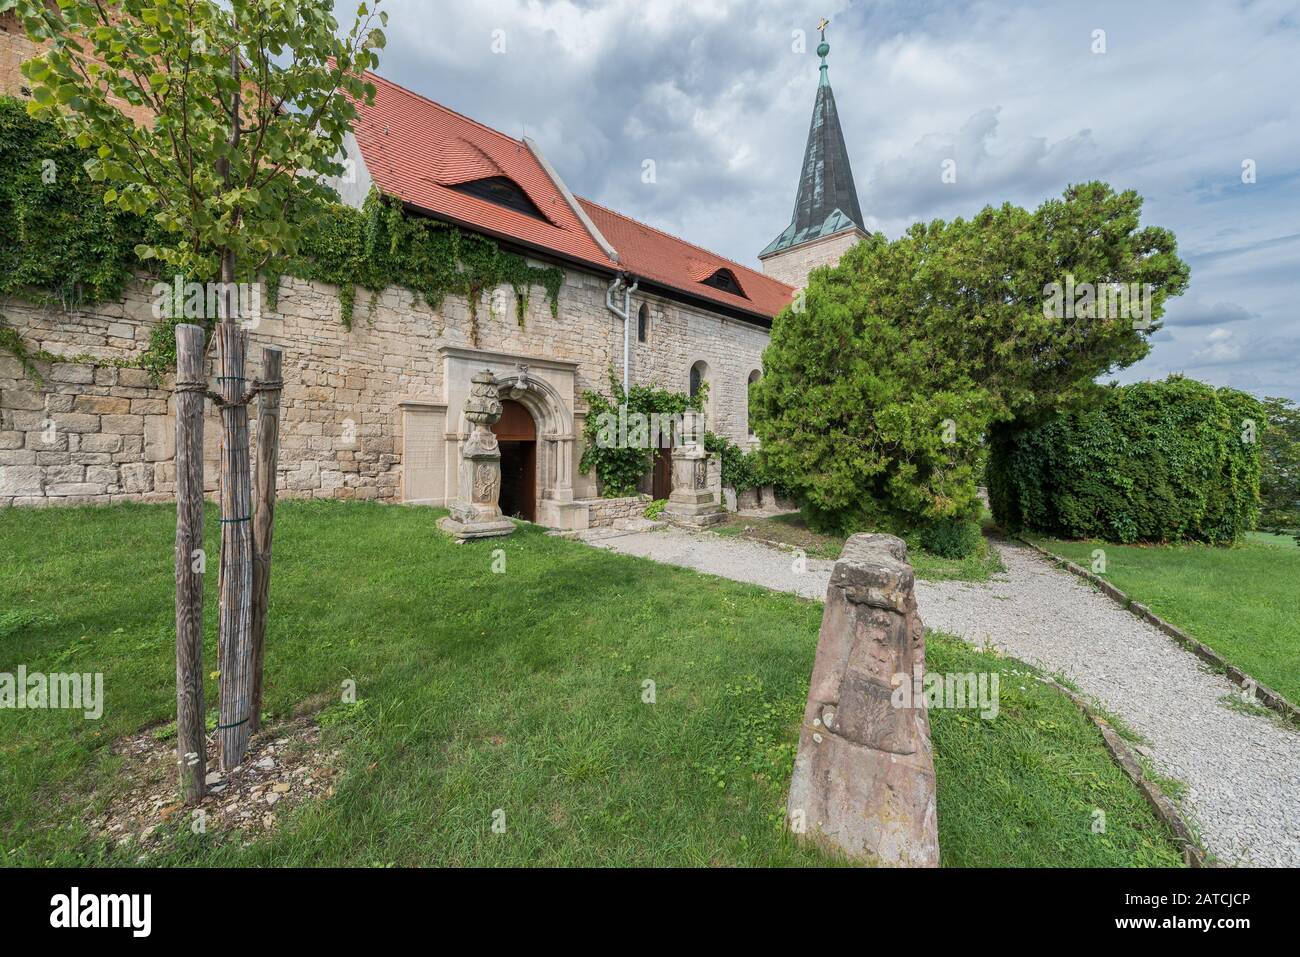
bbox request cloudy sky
[344,0,1300,401]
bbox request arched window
[637,303,648,343]
[689,360,709,400]
[747,369,761,437]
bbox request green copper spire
[758,16,867,260]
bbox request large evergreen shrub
[987,377,1262,544]
[751,182,1190,538]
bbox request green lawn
[1032,535,1300,704]
[1,501,1180,866]
[712,511,1006,582]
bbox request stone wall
[629,290,770,447]
[2,15,153,125]
[578,494,651,528]
[1,262,769,509]
[758,227,867,290]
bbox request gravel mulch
[86,715,342,858]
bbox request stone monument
[438,369,516,541]
[662,410,725,527]
[787,533,940,866]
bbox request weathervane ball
[817,41,830,58]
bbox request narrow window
[637,303,648,343]
[690,360,708,399]
[747,369,761,437]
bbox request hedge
[987,377,1263,544]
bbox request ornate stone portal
[662,410,726,527]
[438,369,517,541]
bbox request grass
[1031,534,1300,704]
[712,511,1005,582]
[0,501,1181,867]
[1246,530,1299,549]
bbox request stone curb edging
[1018,537,1300,727]
[1039,676,1212,869]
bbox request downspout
[604,273,639,394]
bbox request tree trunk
[174,324,207,803]
[249,346,284,733]
[216,322,254,769]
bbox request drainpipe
[604,273,639,394]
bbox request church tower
[759,20,869,289]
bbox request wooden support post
[216,322,255,769]
[174,323,207,803]
[249,346,284,734]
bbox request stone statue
[507,363,531,400]
[438,369,516,540]
[662,409,725,527]
[787,533,940,866]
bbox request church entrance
[493,399,537,521]
[652,444,673,500]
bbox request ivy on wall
[0,95,566,381]
[281,188,564,339]
[0,96,143,308]
[579,368,703,497]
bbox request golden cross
[817,17,830,36]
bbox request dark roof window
[701,268,747,298]
[448,176,547,221]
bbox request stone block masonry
[2,261,768,512]
[759,228,866,291]
[579,495,651,528]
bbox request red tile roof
[350,70,793,321]
[351,71,613,268]
[577,198,795,319]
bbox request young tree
[9,0,386,770]
[752,182,1190,537]
[9,0,385,290]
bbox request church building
[0,15,866,529]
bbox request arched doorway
[493,399,537,521]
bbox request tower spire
[757,17,866,264]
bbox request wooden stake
[174,324,207,803]
[216,322,254,769]
[249,346,284,733]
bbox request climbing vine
[0,95,567,381]
[280,188,564,338]
[0,96,144,308]
[579,368,703,496]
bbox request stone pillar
[555,436,574,502]
[438,370,516,541]
[663,410,725,527]
[787,533,940,866]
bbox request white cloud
[348,0,1300,400]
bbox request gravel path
[576,526,1300,867]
